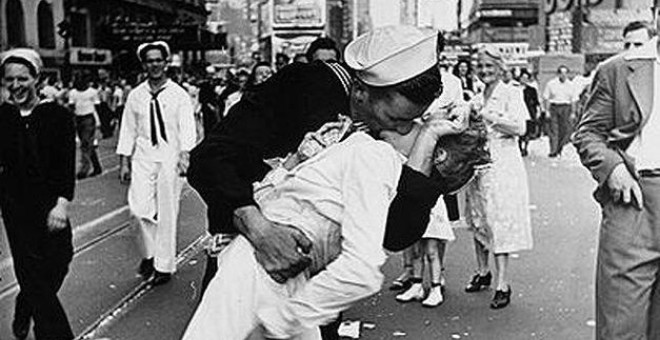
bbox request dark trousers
[75,114,101,175]
[2,202,74,340]
[548,104,572,156]
[202,253,341,339]
[97,103,114,138]
[443,194,460,221]
[596,176,660,340]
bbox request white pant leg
[153,159,182,273]
[182,236,320,340]
[128,159,158,260]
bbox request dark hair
[431,123,491,194]
[139,45,168,62]
[452,59,472,77]
[557,65,569,74]
[306,37,341,62]
[622,21,652,37]
[384,65,442,108]
[519,69,531,79]
[247,61,272,86]
[1,56,38,77]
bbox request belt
[638,169,660,177]
[550,103,571,106]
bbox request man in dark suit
[573,16,660,339]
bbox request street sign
[69,47,113,66]
[273,0,326,28]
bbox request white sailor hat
[344,25,439,87]
[0,48,43,76]
[136,41,171,62]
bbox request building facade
[545,0,654,57]
[466,0,542,47]
[1,0,210,79]
[1,0,66,69]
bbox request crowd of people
[0,16,658,340]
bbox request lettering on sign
[273,0,325,28]
[479,9,513,18]
[69,48,112,65]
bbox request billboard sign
[273,0,326,28]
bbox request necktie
[150,87,168,146]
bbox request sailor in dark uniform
[0,49,75,340]
[188,25,467,340]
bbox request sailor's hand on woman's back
[234,205,313,283]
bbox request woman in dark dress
[453,58,475,101]
[517,70,541,157]
[0,49,75,340]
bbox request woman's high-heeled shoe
[490,286,512,309]
[465,272,492,293]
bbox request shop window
[38,0,56,48]
[6,0,26,47]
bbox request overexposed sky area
[370,0,473,31]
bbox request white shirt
[116,79,197,161]
[626,37,660,170]
[223,91,242,117]
[423,70,464,120]
[68,88,100,116]
[254,132,403,338]
[111,86,125,110]
[543,77,577,104]
[40,85,60,102]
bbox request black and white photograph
[0,0,659,339]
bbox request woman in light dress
[463,46,533,309]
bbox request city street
[0,136,602,340]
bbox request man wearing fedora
[573,8,660,340]
[116,41,197,285]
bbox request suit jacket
[573,37,657,201]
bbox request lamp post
[572,0,583,54]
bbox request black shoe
[12,317,30,340]
[152,271,172,286]
[89,168,102,177]
[465,272,492,293]
[389,277,412,291]
[76,172,88,180]
[138,258,154,279]
[490,286,512,309]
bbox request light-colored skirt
[182,236,320,340]
[422,196,455,241]
[465,138,533,254]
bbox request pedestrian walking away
[68,75,103,179]
[543,65,577,158]
[0,48,75,340]
[116,40,197,285]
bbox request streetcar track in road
[0,185,200,330]
[0,209,132,300]
[77,233,209,340]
